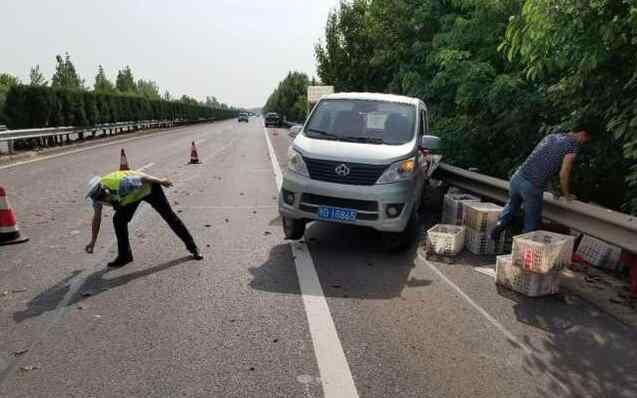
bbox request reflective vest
[100,170,151,207]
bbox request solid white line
[183,205,277,210]
[0,125,196,171]
[262,125,283,189]
[474,266,496,278]
[263,122,359,398]
[418,252,574,395]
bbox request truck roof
[321,92,421,106]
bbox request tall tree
[137,79,161,99]
[116,66,137,94]
[94,65,115,93]
[0,73,21,123]
[29,65,48,86]
[263,71,310,122]
[51,53,84,89]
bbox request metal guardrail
[0,120,174,142]
[436,162,637,254]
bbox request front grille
[301,193,378,212]
[303,157,387,186]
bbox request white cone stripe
[0,225,18,233]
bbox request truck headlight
[287,148,309,177]
[376,157,416,184]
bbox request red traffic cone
[189,141,200,164]
[0,186,29,246]
[120,148,130,170]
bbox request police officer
[85,170,203,267]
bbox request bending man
[85,170,203,267]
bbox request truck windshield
[305,99,417,145]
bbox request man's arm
[85,205,102,253]
[559,153,576,199]
[139,173,172,187]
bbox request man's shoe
[107,255,133,268]
[189,247,204,260]
[489,223,506,241]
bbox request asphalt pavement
[1,118,636,397]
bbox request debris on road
[225,218,229,223]
[13,349,28,357]
[11,288,27,293]
[80,290,95,297]
[205,224,211,228]
[264,231,271,236]
[19,365,38,372]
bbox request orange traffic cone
[189,141,200,164]
[119,148,130,170]
[0,186,29,246]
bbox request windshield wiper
[306,128,339,140]
[340,136,384,144]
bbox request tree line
[263,72,316,123]
[314,0,636,215]
[0,52,236,127]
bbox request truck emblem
[335,164,350,176]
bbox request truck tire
[282,216,306,240]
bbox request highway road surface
[1,118,636,397]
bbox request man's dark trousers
[113,183,196,257]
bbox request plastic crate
[496,255,561,297]
[575,235,621,270]
[426,224,465,256]
[462,202,502,232]
[441,193,480,225]
[465,226,508,256]
[511,231,574,273]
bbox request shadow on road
[497,286,637,397]
[13,256,192,323]
[249,219,429,299]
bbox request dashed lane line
[263,124,360,398]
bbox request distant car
[238,112,249,122]
[265,112,282,127]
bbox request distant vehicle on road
[278,92,440,250]
[238,112,249,122]
[265,112,282,127]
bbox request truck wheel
[282,216,306,240]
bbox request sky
[0,0,340,108]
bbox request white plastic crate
[441,193,480,225]
[426,224,465,256]
[465,226,507,256]
[512,231,574,273]
[496,255,561,297]
[462,202,502,232]
[575,235,621,270]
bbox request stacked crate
[441,193,480,226]
[496,231,575,297]
[462,202,506,255]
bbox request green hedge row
[4,85,237,129]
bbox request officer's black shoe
[189,247,204,260]
[489,223,506,241]
[107,254,133,268]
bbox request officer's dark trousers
[113,183,196,257]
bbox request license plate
[317,207,357,222]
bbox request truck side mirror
[420,135,440,151]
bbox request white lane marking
[418,252,574,395]
[474,266,496,278]
[196,138,208,145]
[263,122,360,398]
[0,125,197,171]
[138,162,155,172]
[262,125,283,189]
